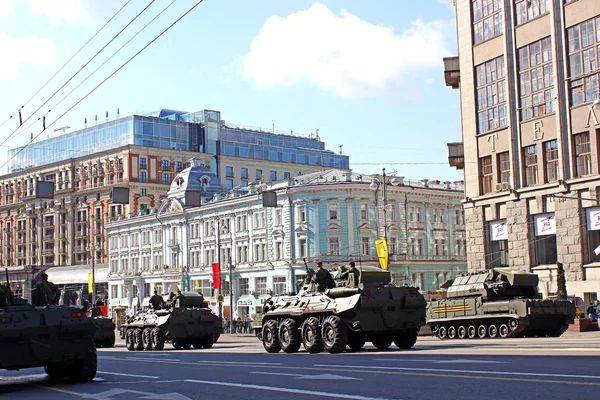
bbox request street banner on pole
[87,273,94,293]
[376,239,389,270]
[212,263,220,289]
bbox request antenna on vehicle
[5,268,14,306]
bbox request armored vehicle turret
[121,292,219,351]
[258,265,427,354]
[427,268,576,339]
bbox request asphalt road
[1,332,599,400]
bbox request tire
[321,315,348,354]
[457,326,467,339]
[262,320,281,353]
[438,326,447,340]
[499,324,510,338]
[477,325,487,339]
[182,341,192,350]
[67,343,98,383]
[394,329,418,349]
[302,317,323,354]
[143,328,153,351]
[371,335,393,350]
[255,329,263,342]
[214,333,220,343]
[279,319,301,354]
[347,332,366,350]
[119,326,126,340]
[488,325,498,338]
[202,334,214,349]
[104,333,116,348]
[447,326,457,339]
[172,340,183,350]
[45,364,68,380]
[133,328,144,351]
[125,329,135,351]
[467,325,477,339]
[151,327,165,351]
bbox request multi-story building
[1,108,348,301]
[444,0,600,302]
[106,158,466,319]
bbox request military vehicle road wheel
[202,334,214,349]
[279,319,302,354]
[68,343,98,383]
[437,326,447,340]
[394,329,418,350]
[457,326,467,339]
[263,320,281,353]
[447,326,457,339]
[172,340,183,350]
[103,333,116,348]
[488,325,498,338]
[499,324,510,338]
[133,328,144,350]
[302,317,323,354]
[182,341,192,350]
[142,328,153,351]
[255,329,264,342]
[214,333,221,343]
[467,325,477,339]
[371,335,393,350]
[125,329,135,351]
[151,328,165,351]
[119,326,126,339]
[347,332,366,350]
[322,315,348,354]
[45,364,68,380]
[477,325,487,338]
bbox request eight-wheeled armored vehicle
[427,268,576,339]
[121,292,220,351]
[0,283,97,382]
[259,265,427,354]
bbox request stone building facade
[445,0,600,302]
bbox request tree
[556,262,567,300]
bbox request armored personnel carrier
[0,283,97,382]
[122,292,219,351]
[427,268,576,339]
[259,265,427,354]
[91,312,116,348]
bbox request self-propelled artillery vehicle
[259,265,427,354]
[427,268,576,339]
[122,292,219,351]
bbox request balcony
[447,142,464,170]
[43,234,55,242]
[443,56,460,89]
[43,249,54,256]
[75,231,88,238]
[73,246,88,253]
[16,252,26,258]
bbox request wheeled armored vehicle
[93,317,116,348]
[259,265,427,354]
[0,283,97,382]
[122,292,219,351]
[427,268,576,339]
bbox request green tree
[556,262,567,300]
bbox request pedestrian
[34,273,61,306]
[587,300,599,322]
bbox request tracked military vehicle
[0,282,97,382]
[259,265,427,354]
[427,268,576,339]
[122,292,219,351]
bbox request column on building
[346,197,355,257]
[312,198,320,256]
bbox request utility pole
[216,217,221,318]
[91,248,96,305]
[382,168,388,246]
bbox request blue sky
[0,0,462,182]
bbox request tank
[427,268,576,339]
[0,283,97,382]
[258,265,427,354]
[121,292,219,351]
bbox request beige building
[445,0,600,303]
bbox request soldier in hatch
[340,261,360,287]
[172,290,186,308]
[34,273,61,306]
[149,290,166,310]
[315,262,333,292]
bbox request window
[239,278,249,296]
[256,169,262,181]
[273,276,286,295]
[255,277,267,296]
[140,171,147,183]
[476,56,507,133]
[455,208,464,225]
[435,239,447,256]
[410,238,424,256]
[298,205,307,223]
[193,279,213,296]
[225,166,233,177]
[409,206,422,222]
[360,203,368,220]
[544,140,559,182]
[274,208,282,225]
[270,171,277,181]
[518,37,554,121]
[489,220,509,267]
[162,174,170,185]
[534,214,557,265]
[574,132,591,176]
[498,152,511,187]
[162,160,169,171]
[226,179,233,190]
[176,161,183,172]
[284,172,291,179]
[456,239,466,256]
[389,237,397,254]
[480,156,493,194]
[140,189,147,197]
[515,0,549,26]
[586,207,600,262]
[275,241,283,260]
[140,158,147,169]
[472,0,503,45]
[523,145,538,186]
[361,236,370,256]
[241,168,248,179]
[568,17,600,105]
[328,237,340,255]
[298,238,307,257]
[328,203,338,220]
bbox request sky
[0,0,463,182]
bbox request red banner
[212,263,220,290]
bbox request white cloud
[242,3,452,98]
[0,0,12,20]
[0,33,56,77]
[26,0,91,27]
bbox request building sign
[534,214,556,236]
[237,299,252,306]
[586,208,600,231]
[490,220,508,241]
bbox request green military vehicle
[259,265,427,354]
[92,315,116,348]
[427,268,576,339]
[0,283,97,382]
[122,292,219,351]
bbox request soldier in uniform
[149,290,166,310]
[172,290,186,308]
[315,262,332,292]
[0,284,10,308]
[301,269,315,287]
[34,273,61,306]
[340,261,360,287]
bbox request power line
[0,1,132,132]
[1,0,206,172]
[0,0,157,150]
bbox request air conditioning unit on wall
[495,182,509,192]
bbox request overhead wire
[1,0,206,172]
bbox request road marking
[97,371,160,379]
[100,356,180,362]
[197,360,281,366]
[373,358,507,364]
[185,379,394,400]
[82,388,192,399]
[251,371,361,380]
[36,385,87,398]
[315,364,600,380]
[98,380,183,385]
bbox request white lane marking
[184,379,396,400]
[314,364,600,380]
[99,356,180,362]
[97,371,160,379]
[373,358,507,364]
[251,372,362,380]
[251,372,304,377]
[197,361,281,366]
